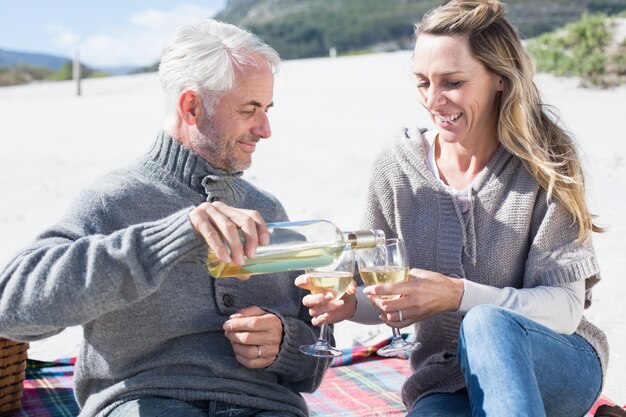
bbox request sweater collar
[143,130,246,203]
[402,126,513,267]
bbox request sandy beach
[1,50,624,403]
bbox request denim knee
[458,305,517,358]
[460,304,507,335]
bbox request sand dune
[1,50,624,402]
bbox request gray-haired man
[0,19,328,417]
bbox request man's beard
[191,116,258,173]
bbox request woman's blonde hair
[415,0,601,239]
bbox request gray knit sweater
[360,127,608,410]
[0,131,329,417]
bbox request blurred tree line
[215,0,626,59]
[0,61,106,87]
[2,0,626,87]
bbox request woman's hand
[363,268,464,327]
[295,274,357,326]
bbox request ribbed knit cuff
[264,312,330,382]
[139,207,206,277]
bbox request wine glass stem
[392,327,402,340]
[317,323,328,343]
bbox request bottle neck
[344,230,385,249]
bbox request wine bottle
[206,220,384,278]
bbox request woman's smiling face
[413,33,503,147]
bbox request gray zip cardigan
[0,131,329,417]
[360,127,608,409]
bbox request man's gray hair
[159,19,280,126]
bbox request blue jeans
[108,397,299,417]
[408,305,602,417]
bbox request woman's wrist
[448,276,465,311]
[345,292,358,320]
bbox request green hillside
[216,0,626,59]
[527,13,626,87]
[217,0,437,58]
[3,1,626,87]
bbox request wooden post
[73,51,81,97]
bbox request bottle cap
[346,230,385,248]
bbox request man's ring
[398,310,404,322]
[256,345,261,359]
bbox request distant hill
[0,48,142,77]
[215,0,626,59]
[215,0,437,59]
[0,48,143,87]
[0,48,70,71]
[3,0,626,87]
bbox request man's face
[191,61,274,173]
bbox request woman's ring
[256,345,261,359]
[398,310,404,322]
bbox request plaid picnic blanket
[14,357,77,416]
[310,338,622,416]
[5,339,622,417]
[304,354,410,416]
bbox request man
[0,20,328,417]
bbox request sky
[0,0,227,68]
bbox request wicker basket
[0,338,28,413]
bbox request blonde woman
[298,1,608,416]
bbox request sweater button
[222,293,235,307]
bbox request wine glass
[299,245,355,357]
[357,237,421,357]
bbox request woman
[297,1,608,416]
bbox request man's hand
[189,201,269,279]
[295,274,357,326]
[223,306,283,368]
